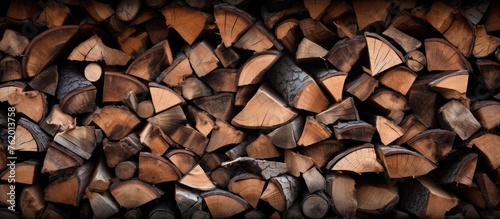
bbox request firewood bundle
[1,0,500,218]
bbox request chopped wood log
[44,162,94,206]
[126,40,172,81]
[115,161,137,180]
[476,60,500,96]
[56,64,96,115]
[193,93,234,122]
[235,21,283,52]
[429,70,469,101]
[188,40,219,77]
[161,3,207,44]
[86,189,120,219]
[301,192,330,219]
[375,115,404,145]
[399,177,459,218]
[238,50,282,86]
[207,119,245,152]
[181,77,213,100]
[0,160,39,185]
[471,100,500,130]
[303,167,326,193]
[425,38,472,72]
[345,72,378,102]
[157,53,192,87]
[261,1,308,29]
[88,155,112,193]
[382,26,422,52]
[116,0,141,22]
[214,4,255,47]
[235,84,259,107]
[68,35,131,66]
[0,83,47,123]
[267,116,303,149]
[148,105,186,135]
[379,66,417,96]
[296,37,328,62]
[186,105,215,137]
[437,152,478,187]
[275,18,302,53]
[368,89,408,123]
[42,143,83,173]
[439,100,481,140]
[327,172,356,218]
[103,133,143,167]
[202,68,238,93]
[0,56,22,82]
[405,50,427,72]
[408,89,439,128]
[316,97,359,125]
[0,29,29,57]
[20,185,46,219]
[395,114,427,145]
[407,129,455,163]
[81,0,114,22]
[304,0,330,20]
[136,100,155,118]
[110,179,163,208]
[222,157,288,180]
[463,0,490,25]
[321,0,352,24]
[93,106,141,140]
[138,152,181,184]
[246,134,281,159]
[302,139,343,167]
[475,172,500,209]
[467,133,500,170]
[84,63,102,83]
[144,18,169,44]
[299,18,336,48]
[179,164,216,191]
[365,32,405,76]
[139,123,171,155]
[327,143,384,174]
[261,174,300,211]
[473,25,500,58]
[13,117,50,152]
[352,0,389,30]
[170,124,209,156]
[285,150,314,177]
[297,116,331,146]
[103,72,148,103]
[149,82,185,113]
[325,36,366,73]
[36,1,70,28]
[232,84,298,129]
[202,189,251,218]
[356,176,398,215]
[332,121,376,142]
[148,199,176,219]
[54,126,96,159]
[199,152,224,172]
[283,201,304,219]
[376,145,437,178]
[175,184,203,218]
[210,167,232,188]
[165,149,197,174]
[228,173,266,208]
[267,56,329,113]
[22,25,79,77]
[214,44,240,68]
[225,141,248,160]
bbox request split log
[202,189,251,218]
[376,145,437,178]
[103,133,143,167]
[437,152,478,187]
[352,0,389,30]
[179,165,216,191]
[473,25,500,58]
[425,38,472,72]
[86,189,120,219]
[275,18,302,53]
[325,36,366,73]
[103,72,148,103]
[467,133,500,170]
[284,150,314,177]
[186,105,215,137]
[228,173,266,208]
[54,126,96,159]
[246,134,280,159]
[299,18,337,48]
[188,40,219,77]
[20,185,46,219]
[238,50,282,86]
[475,172,500,209]
[93,106,141,140]
[81,0,114,22]
[327,172,356,218]
[214,4,255,47]
[116,0,141,22]
[261,174,300,211]
[139,123,171,155]
[382,26,422,52]
[407,129,456,163]
[476,60,500,97]
[408,89,439,128]
[267,115,303,149]
[157,53,192,87]
[375,115,404,146]
[13,117,50,152]
[345,72,378,102]
[395,114,427,145]
[126,40,172,81]
[439,100,481,140]
[149,82,185,113]
[0,160,39,185]
[110,179,163,208]
[327,143,384,174]
[380,66,417,95]
[181,77,213,100]
[193,93,234,122]
[161,3,207,44]
[356,176,398,215]
[207,119,245,152]
[368,89,408,123]
[297,116,331,146]
[332,121,376,142]
[202,68,238,93]
[44,162,94,206]
[471,100,500,130]
[68,35,131,66]
[302,139,343,167]
[0,83,47,123]
[429,70,469,101]
[313,69,347,103]
[405,50,427,72]
[303,167,326,193]
[56,64,96,114]
[365,32,405,76]
[0,29,29,57]
[0,56,23,82]
[222,157,287,180]
[234,21,283,52]
[304,0,330,20]
[169,124,208,156]
[42,143,83,173]
[138,152,181,184]
[36,1,70,28]
[296,37,328,62]
[214,44,240,68]
[175,184,203,218]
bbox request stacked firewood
[0,0,499,218]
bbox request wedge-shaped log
[234,21,283,52]
[375,116,404,146]
[181,77,213,100]
[246,134,280,159]
[165,149,197,175]
[296,37,328,62]
[149,82,185,113]
[425,38,472,71]
[110,179,163,208]
[169,124,208,156]
[20,185,45,219]
[297,116,331,146]
[429,70,469,100]
[408,89,439,128]
[193,93,234,122]
[238,50,282,86]
[0,160,39,185]
[439,100,481,140]
[261,174,300,212]
[103,72,148,103]
[299,18,337,48]
[316,97,359,125]
[54,126,96,159]
[474,25,500,58]
[368,89,408,123]
[326,36,366,73]
[345,72,378,102]
[304,0,330,19]
[161,3,207,44]
[56,64,96,114]
[471,100,500,130]
[376,145,437,178]
[275,18,302,53]
[188,40,219,77]
[180,165,215,191]
[232,84,298,129]
[303,167,326,193]
[0,29,29,57]
[156,53,192,87]
[207,119,245,152]
[356,175,399,215]
[0,83,47,123]
[396,114,427,145]
[202,189,251,218]
[332,121,376,142]
[228,174,265,208]
[327,143,384,174]
[13,117,50,152]
[68,35,131,66]
[382,26,421,52]
[379,66,417,95]
[267,115,303,149]
[284,150,314,177]
[467,133,500,170]
[365,32,404,76]
[214,4,255,47]
[148,105,186,136]
[138,152,181,184]
[302,139,344,167]
[203,68,238,93]
[407,129,456,163]
[327,173,356,218]
[44,162,94,206]
[103,133,143,167]
[476,60,500,95]
[93,106,140,140]
[353,0,389,30]
[126,40,172,81]
[437,152,478,187]
[86,189,120,219]
[42,143,83,173]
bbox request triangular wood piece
[28,65,58,96]
[165,149,197,175]
[346,72,378,102]
[44,162,94,206]
[138,152,181,184]
[260,174,300,212]
[284,150,314,177]
[222,157,287,180]
[139,123,171,155]
[57,64,96,115]
[0,29,29,57]
[193,93,234,122]
[181,77,213,100]
[267,115,303,149]
[238,50,282,86]
[186,105,215,137]
[246,134,280,159]
[326,36,366,73]
[147,105,186,136]
[228,173,266,208]
[472,100,500,130]
[149,82,185,113]
[54,126,96,159]
[214,4,256,47]
[103,72,148,103]
[161,3,207,44]
[382,26,421,52]
[302,139,344,167]
[425,38,472,72]
[327,143,384,174]
[316,97,359,125]
[93,106,141,140]
[379,66,417,95]
[126,40,172,81]
[303,167,326,194]
[23,25,79,77]
[467,133,500,170]
[476,60,500,94]
[429,70,469,100]
[42,143,83,173]
[304,0,330,19]
[299,18,337,48]
[352,0,389,30]
[368,89,407,123]
[313,69,347,103]
[202,68,238,93]
[110,179,163,209]
[475,172,500,209]
[188,40,219,77]
[297,116,331,146]
[202,189,251,218]
[214,44,240,68]
[0,56,23,82]
[439,100,481,140]
[103,133,143,167]
[296,37,328,62]
[275,18,302,53]
[234,21,283,52]
[81,0,114,22]
[408,89,439,128]
[156,53,192,87]
[207,119,246,152]
[437,152,478,187]
[375,116,404,146]
[474,25,500,58]
[327,173,356,218]
[376,145,437,178]
[180,165,216,191]
[407,129,456,163]
[395,114,427,145]
[2,83,48,123]
[13,117,50,152]
[332,121,376,142]
[356,175,399,215]
[0,160,38,184]
[365,32,404,76]
[68,35,131,66]
[232,84,298,129]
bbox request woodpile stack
[0,0,500,218]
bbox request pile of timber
[0,0,500,218]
